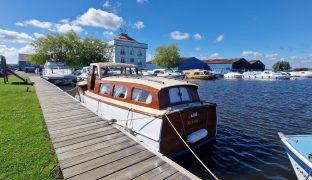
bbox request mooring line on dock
[164,112,219,180]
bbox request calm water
[174,78,312,180]
[61,78,312,180]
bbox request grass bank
[0,77,57,179]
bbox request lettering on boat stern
[187,112,199,126]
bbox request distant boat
[289,71,312,78]
[223,72,243,79]
[146,68,184,79]
[183,69,215,80]
[77,66,90,82]
[242,70,291,80]
[278,132,312,180]
[42,60,76,85]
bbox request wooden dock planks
[30,77,198,180]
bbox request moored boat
[242,70,291,80]
[289,71,312,78]
[146,68,184,79]
[42,60,76,85]
[183,69,215,80]
[278,132,312,180]
[76,63,218,155]
[223,72,243,79]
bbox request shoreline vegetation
[0,77,58,179]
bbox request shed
[249,60,265,71]
[203,58,251,73]
[178,57,210,70]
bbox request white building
[108,33,148,68]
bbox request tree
[272,61,291,71]
[29,31,113,66]
[153,44,180,68]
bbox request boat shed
[249,60,265,71]
[203,58,251,74]
[178,57,210,70]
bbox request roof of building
[203,58,246,64]
[18,54,30,62]
[249,60,263,64]
[91,62,138,68]
[114,33,137,42]
[101,76,196,90]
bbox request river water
[174,78,312,180]
[60,78,312,180]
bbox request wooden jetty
[30,77,199,180]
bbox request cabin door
[89,65,98,91]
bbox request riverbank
[0,78,57,179]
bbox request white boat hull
[78,91,163,152]
[287,150,312,180]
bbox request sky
[1,0,312,68]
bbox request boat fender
[187,129,208,143]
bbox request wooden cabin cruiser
[242,71,291,80]
[278,132,312,180]
[42,60,76,85]
[183,69,215,80]
[223,72,243,79]
[76,63,218,155]
[289,71,312,78]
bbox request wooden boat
[183,69,215,80]
[76,63,218,155]
[278,132,312,180]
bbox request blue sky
[1,0,312,68]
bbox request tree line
[29,31,113,66]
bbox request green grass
[0,78,57,179]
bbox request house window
[130,58,134,63]
[120,47,125,55]
[99,83,110,95]
[138,59,142,66]
[113,85,128,99]
[121,57,125,63]
[130,48,134,55]
[132,88,152,104]
[138,49,142,56]
[169,87,191,104]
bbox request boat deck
[286,135,312,162]
[30,77,198,179]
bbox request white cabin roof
[101,76,196,90]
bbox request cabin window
[169,87,191,104]
[132,88,152,104]
[99,83,110,95]
[113,85,128,99]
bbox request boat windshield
[46,65,69,69]
[101,67,139,77]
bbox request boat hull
[279,133,312,180]
[77,89,218,155]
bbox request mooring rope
[164,112,219,180]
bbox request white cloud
[60,19,70,24]
[194,47,201,51]
[289,55,304,62]
[33,33,45,38]
[19,44,34,54]
[133,21,144,30]
[103,31,115,39]
[103,1,111,8]
[214,34,224,43]
[194,33,204,40]
[265,53,281,61]
[137,0,148,3]
[16,19,52,29]
[77,8,123,30]
[0,44,34,64]
[241,50,263,58]
[170,31,189,40]
[209,52,220,58]
[55,23,83,33]
[0,29,34,43]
